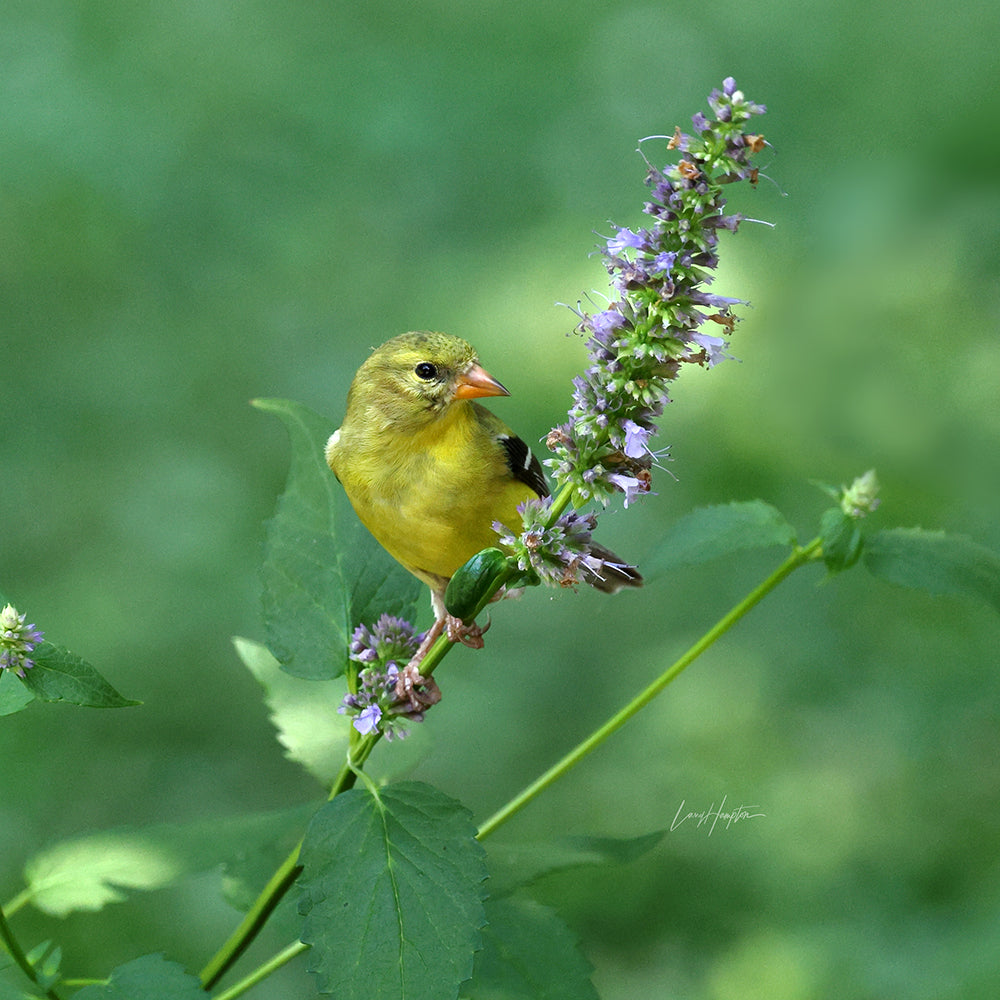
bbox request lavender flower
[340,614,425,739]
[353,704,383,736]
[1,604,44,678]
[547,78,767,509]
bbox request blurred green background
[3,0,998,997]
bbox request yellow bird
[326,332,641,697]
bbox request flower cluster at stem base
[339,614,425,740]
[494,499,608,589]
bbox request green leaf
[17,643,139,708]
[233,636,432,789]
[73,954,204,999]
[22,804,317,917]
[461,897,598,1000]
[0,589,135,709]
[485,831,664,897]
[298,781,488,1000]
[643,500,796,577]
[863,528,1000,613]
[256,398,422,680]
[232,636,349,786]
[0,669,35,716]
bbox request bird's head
[354,332,509,429]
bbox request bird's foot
[445,613,491,649]
[393,617,445,712]
[393,662,442,713]
[391,613,490,712]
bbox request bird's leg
[441,580,515,647]
[392,617,490,709]
[394,616,444,712]
[392,589,496,710]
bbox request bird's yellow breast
[329,400,534,591]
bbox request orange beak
[454,363,510,400]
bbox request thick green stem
[199,752,365,989]
[476,537,823,840]
[547,480,578,523]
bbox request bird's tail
[583,542,643,593]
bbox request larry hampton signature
[670,795,765,835]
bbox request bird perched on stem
[326,332,641,703]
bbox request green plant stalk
[200,510,809,992]
[476,536,824,840]
[0,905,62,1000]
[212,941,309,1000]
[199,750,367,989]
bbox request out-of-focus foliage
[2,1,998,997]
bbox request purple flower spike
[543,79,767,511]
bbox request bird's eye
[414,362,438,380]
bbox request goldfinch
[325,332,641,689]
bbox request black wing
[499,434,550,498]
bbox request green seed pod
[444,547,512,623]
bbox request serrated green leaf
[22,804,317,917]
[73,954,204,999]
[0,669,35,716]
[232,636,349,786]
[460,897,599,1000]
[485,831,664,897]
[863,528,1000,613]
[256,398,422,680]
[17,643,139,708]
[298,781,488,1000]
[644,500,796,578]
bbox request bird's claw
[389,612,489,713]
[445,613,490,649]
[394,662,442,713]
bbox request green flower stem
[549,480,578,521]
[201,508,811,992]
[1,888,29,918]
[199,752,365,989]
[476,536,824,840]
[212,941,310,1000]
[0,905,62,999]
[198,838,302,990]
